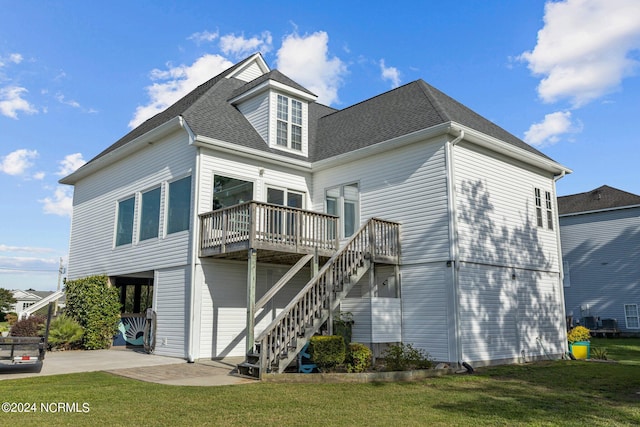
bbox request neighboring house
[11,289,65,315]
[558,185,640,334]
[60,53,571,374]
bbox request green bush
[310,335,346,372]
[382,343,433,371]
[9,315,46,337]
[591,346,608,360]
[64,275,121,350]
[47,315,84,350]
[345,342,372,373]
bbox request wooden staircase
[237,218,399,379]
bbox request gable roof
[64,55,563,183]
[558,185,640,215]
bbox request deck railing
[199,201,339,256]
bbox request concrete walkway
[0,348,254,386]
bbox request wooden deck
[199,201,339,263]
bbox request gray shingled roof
[558,185,640,215]
[229,69,316,101]
[313,80,552,161]
[83,57,555,169]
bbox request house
[60,53,571,375]
[558,185,640,334]
[11,289,65,318]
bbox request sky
[1,0,639,291]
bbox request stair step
[236,362,260,379]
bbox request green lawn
[591,337,640,365]
[2,341,640,426]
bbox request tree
[0,287,17,315]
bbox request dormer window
[277,95,302,151]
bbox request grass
[1,340,640,426]
[591,337,640,365]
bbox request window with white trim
[326,183,359,238]
[624,304,639,329]
[535,188,553,230]
[276,94,302,151]
[212,175,254,210]
[115,196,135,246]
[167,176,192,234]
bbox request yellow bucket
[570,342,590,359]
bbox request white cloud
[0,244,55,254]
[0,148,39,176]
[524,111,581,146]
[380,59,401,88]
[55,93,81,109]
[520,0,640,107]
[220,31,273,57]
[129,54,234,128]
[33,171,45,180]
[0,86,37,119]
[276,31,347,105]
[0,53,23,67]
[188,30,219,44]
[40,186,73,217]
[56,153,86,176]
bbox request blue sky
[1,0,639,291]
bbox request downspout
[445,128,464,367]
[183,116,200,363]
[553,170,568,355]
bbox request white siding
[313,136,450,264]
[401,263,452,362]
[198,259,313,358]
[198,148,311,213]
[237,92,269,142]
[233,61,265,82]
[154,266,189,358]
[457,263,564,364]
[454,142,560,272]
[67,129,195,279]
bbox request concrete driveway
[0,348,254,386]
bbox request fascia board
[59,116,184,185]
[193,135,312,171]
[450,123,573,175]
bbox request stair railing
[255,218,400,374]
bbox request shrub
[64,275,121,350]
[333,311,354,347]
[382,343,433,371]
[345,343,372,373]
[5,313,18,326]
[591,347,608,360]
[310,335,346,372]
[47,315,84,350]
[567,326,591,343]
[10,315,46,337]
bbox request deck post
[246,248,257,354]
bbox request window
[167,176,191,234]
[267,187,304,236]
[139,187,161,241]
[545,191,554,230]
[116,196,135,246]
[326,183,359,238]
[276,94,302,151]
[535,188,543,228]
[213,175,254,210]
[624,304,639,329]
[535,188,553,230]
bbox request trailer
[0,303,53,371]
